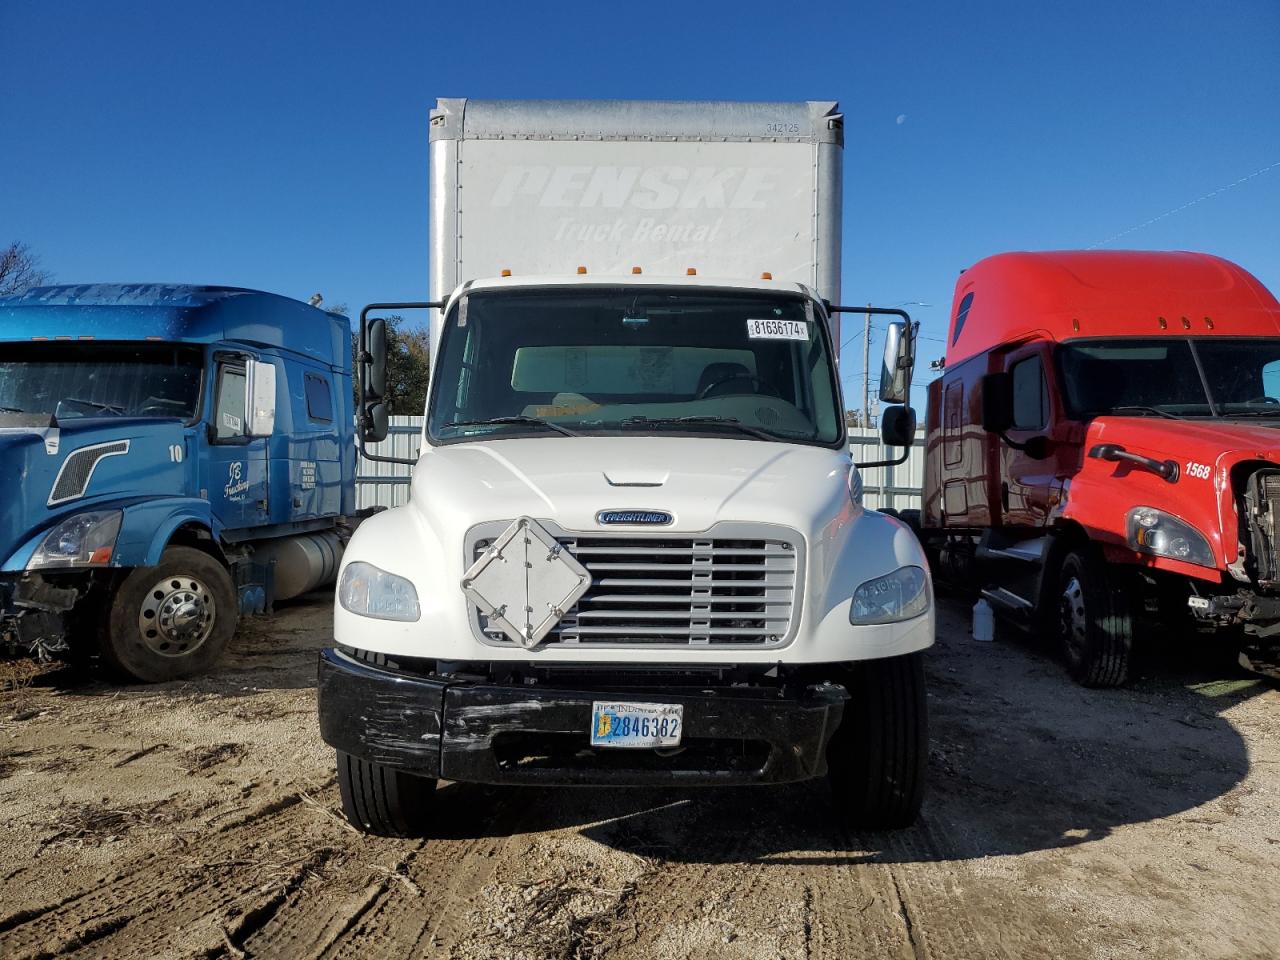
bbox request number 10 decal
[168,444,184,463]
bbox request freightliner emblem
[596,510,673,526]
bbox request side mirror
[980,372,1013,434]
[244,358,276,437]
[360,316,390,443]
[878,319,918,405]
[880,404,916,447]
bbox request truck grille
[469,527,801,648]
[1245,469,1280,584]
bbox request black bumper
[316,648,847,786]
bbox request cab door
[202,355,269,531]
[999,344,1056,527]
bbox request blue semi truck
[0,283,356,681]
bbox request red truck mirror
[980,372,1013,434]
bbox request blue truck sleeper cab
[0,284,356,681]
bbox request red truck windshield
[1059,338,1280,419]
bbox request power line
[1088,159,1280,249]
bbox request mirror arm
[357,300,444,466]
[853,446,911,469]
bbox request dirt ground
[1,596,1278,960]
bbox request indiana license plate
[590,701,683,748]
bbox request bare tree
[0,242,50,296]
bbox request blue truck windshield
[427,288,843,446]
[0,343,204,423]
[1059,337,1280,418]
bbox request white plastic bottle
[972,599,995,642]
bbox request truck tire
[1054,548,1133,687]
[337,751,436,837]
[100,546,238,682]
[827,652,927,829]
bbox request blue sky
[2,0,1277,411]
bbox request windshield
[1059,338,1280,419]
[427,288,843,445]
[0,342,204,423]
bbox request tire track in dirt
[241,784,529,959]
[0,791,350,960]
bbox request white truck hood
[337,434,932,664]
[408,435,851,536]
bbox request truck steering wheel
[696,374,777,400]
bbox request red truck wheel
[1055,549,1134,687]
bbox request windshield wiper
[62,397,126,416]
[444,416,579,437]
[1223,409,1280,418]
[619,415,777,441]
[0,405,22,413]
[1104,405,1184,420]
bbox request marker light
[500,268,512,277]
[687,268,697,275]
[631,266,642,274]
[577,266,587,275]
[760,272,772,280]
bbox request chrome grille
[471,530,800,647]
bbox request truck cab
[0,284,354,681]
[922,251,1280,684]
[316,99,935,837]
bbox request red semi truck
[918,250,1280,686]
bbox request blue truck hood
[0,418,186,566]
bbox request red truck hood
[1088,416,1280,462]
[1067,416,1280,581]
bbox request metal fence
[357,418,924,512]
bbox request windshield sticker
[222,412,242,432]
[747,318,809,341]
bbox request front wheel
[827,652,928,829]
[100,546,238,682]
[1054,548,1134,687]
[337,751,436,837]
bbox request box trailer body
[320,99,933,836]
[427,98,844,349]
[919,250,1280,684]
[0,284,355,681]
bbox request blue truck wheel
[100,546,238,682]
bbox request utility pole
[862,303,872,430]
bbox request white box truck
[319,99,933,835]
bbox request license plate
[590,701,683,748]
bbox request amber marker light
[760,271,772,280]
[577,266,587,274]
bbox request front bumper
[317,647,847,786]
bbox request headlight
[1127,507,1215,567]
[338,561,420,621]
[850,565,930,625]
[27,510,122,570]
